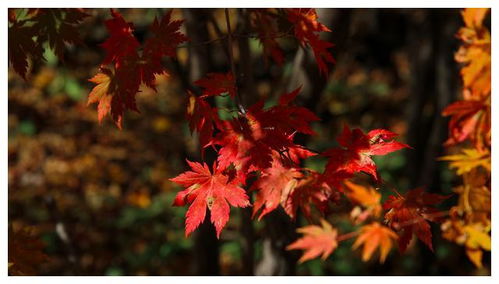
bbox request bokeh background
[8,8,491,275]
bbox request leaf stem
[337,231,358,242]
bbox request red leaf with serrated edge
[88,9,187,128]
[251,87,320,136]
[249,9,284,65]
[251,156,303,220]
[208,90,316,178]
[308,36,335,76]
[322,125,410,185]
[283,170,336,220]
[186,91,220,147]
[30,9,89,61]
[169,160,250,238]
[210,114,281,178]
[287,219,338,263]
[8,8,88,79]
[8,20,44,79]
[143,10,188,60]
[383,188,449,252]
[442,99,490,150]
[194,73,236,98]
[87,65,140,129]
[100,9,140,65]
[286,8,334,75]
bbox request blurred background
[8,8,491,276]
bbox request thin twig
[177,36,227,49]
[224,8,246,114]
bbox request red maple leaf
[323,125,410,185]
[286,8,334,75]
[250,87,320,136]
[143,10,188,60]
[208,89,316,177]
[169,160,250,238]
[30,9,89,60]
[383,188,449,252]
[308,36,335,76]
[8,8,88,79]
[442,99,490,150]
[194,72,236,98]
[251,156,303,220]
[88,9,187,128]
[8,19,44,79]
[87,66,140,129]
[209,115,275,175]
[186,91,220,147]
[140,10,188,90]
[100,9,140,65]
[249,9,285,65]
[282,170,337,220]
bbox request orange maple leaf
[87,69,116,125]
[455,8,490,99]
[287,219,338,263]
[353,222,398,263]
[343,180,382,218]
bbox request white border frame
[2,1,497,283]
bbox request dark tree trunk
[405,9,460,190]
[182,8,220,276]
[404,9,460,275]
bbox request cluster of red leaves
[249,8,334,74]
[8,8,89,79]
[87,9,188,128]
[166,9,447,265]
[36,8,449,265]
[172,81,327,236]
[440,8,491,269]
[171,70,443,259]
[7,7,465,271]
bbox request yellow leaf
[454,171,490,216]
[464,224,490,251]
[439,148,490,175]
[466,248,484,269]
[456,8,490,99]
